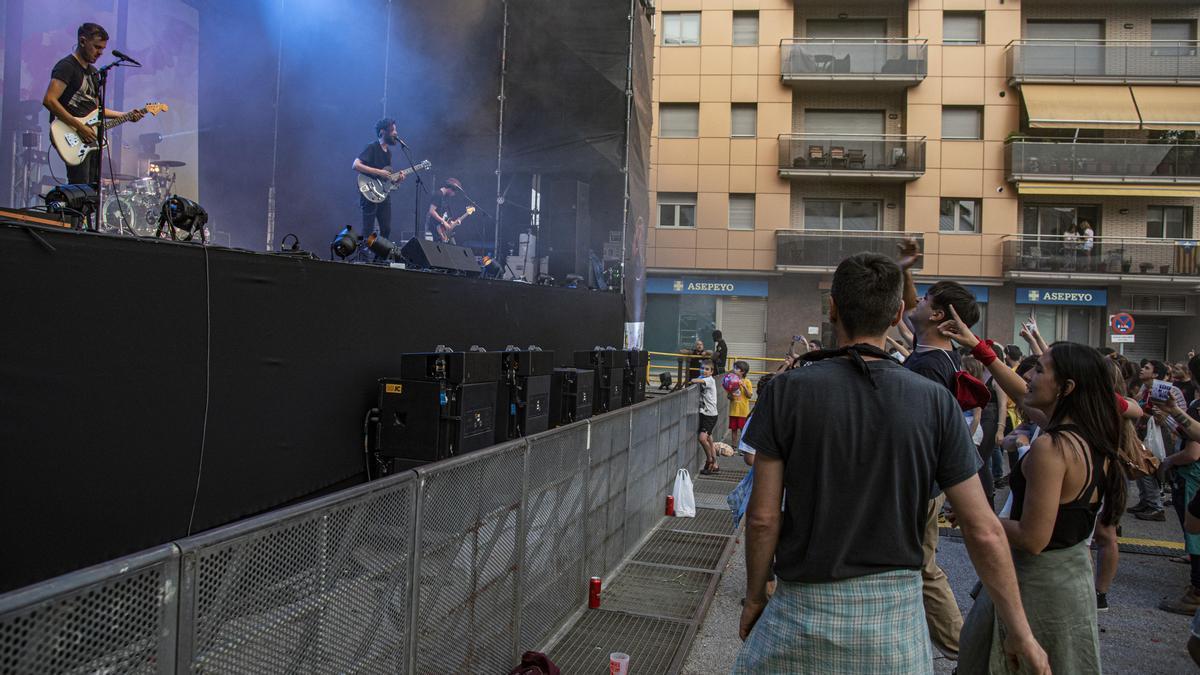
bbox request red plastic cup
[665,494,675,516]
[589,577,602,609]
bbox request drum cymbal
[103,172,139,182]
[150,160,186,168]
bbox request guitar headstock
[418,159,432,171]
[465,206,476,216]
[143,103,170,116]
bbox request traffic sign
[1111,312,1135,335]
[1111,334,1135,344]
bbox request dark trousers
[360,196,392,241]
[977,399,1000,508]
[65,154,101,229]
[1169,474,1200,587]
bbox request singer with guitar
[426,178,473,244]
[41,23,145,187]
[352,118,407,250]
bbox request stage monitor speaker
[549,368,594,427]
[545,178,589,282]
[401,238,481,277]
[496,373,552,442]
[400,350,502,384]
[376,378,497,470]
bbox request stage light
[157,195,209,242]
[44,184,99,215]
[480,253,503,278]
[365,232,398,260]
[330,226,358,259]
[565,274,584,289]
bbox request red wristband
[970,338,998,366]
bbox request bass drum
[102,192,162,236]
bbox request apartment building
[645,0,1200,364]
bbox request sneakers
[1134,509,1167,521]
[1128,503,1153,514]
[700,462,720,476]
[1096,592,1109,612]
[1160,586,1200,615]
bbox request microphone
[397,137,408,149]
[112,50,141,66]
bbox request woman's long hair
[1045,343,1126,525]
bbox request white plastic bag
[672,469,696,518]
[1145,417,1167,461]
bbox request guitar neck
[101,109,142,131]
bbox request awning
[1016,181,1200,198]
[1131,86,1200,130]
[1021,84,1141,130]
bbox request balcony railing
[1006,40,1200,84]
[779,133,926,180]
[1006,139,1200,184]
[777,230,923,271]
[781,38,927,85]
[1002,235,1200,279]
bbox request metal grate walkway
[545,497,740,673]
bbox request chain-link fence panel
[176,472,416,674]
[412,441,526,673]
[626,398,664,548]
[0,545,178,675]
[584,409,632,578]
[519,422,589,651]
[684,386,702,473]
[657,393,682,497]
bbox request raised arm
[897,238,920,318]
[938,305,1030,405]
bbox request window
[729,194,755,230]
[1152,20,1197,56]
[1147,205,1192,239]
[943,13,983,45]
[659,103,699,138]
[942,106,983,140]
[662,12,700,46]
[732,11,759,46]
[804,200,880,231]
[658,193,697,228]
[731,104,756,137]
[940,198,981,233]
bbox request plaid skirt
[732,569,931,674]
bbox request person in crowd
[1094,359,1145,612]
[686,339,710,380]
[938,308,1126,674]
[898,245,982,660]
[1185,489,1200,666]
[691,359,719,475]
[1154,354,1200,614]
[734,253,1049,674]
[1079,220,1095,270]
[1174,361,1197,405]
[739,372,776,468]
[1131,360,1186,522]
[963,355,995,507]
[726,360,753,449]
[712,330,729,375]
[1062,222,1081,270]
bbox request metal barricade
[585,408,633,578]
[0,544,179,674]
[626,396,665,548]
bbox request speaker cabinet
[549,368,594,427]
[376,378,497,470]
[400,237,481,276]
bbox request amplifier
[500,349,556,377]
[376,378,497,471]
[549,368,594,427]
[400,350,502,384]
[574,348,622,371]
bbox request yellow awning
[1016,182,1200,198]
[1021,84,1141,130]
[1131,86,1200,130]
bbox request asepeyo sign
[647,277,769,297]
[1017,287,1108,307]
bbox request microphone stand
[94,57,135,232]
[396,140,427,240]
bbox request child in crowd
[691,359,720,475]
[727,360,753,449]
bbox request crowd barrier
[0,387,701,674]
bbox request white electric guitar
[357,159,433,203]
[50,102,169,166]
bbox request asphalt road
[681,488,1197,674]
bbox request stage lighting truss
[156,195,209,243]
[330,226,358,260]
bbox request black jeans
[360,196,392,241]
[66,152,100,187]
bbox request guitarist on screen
[426,178,469,244]
[352,118,407,248]
[41,23,145,188]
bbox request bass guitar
[436,205,476,243]
[357,159,432,203]
[50,103,169,166]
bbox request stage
[0,222,624,592]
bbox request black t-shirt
[743,357,981,582]
[425,189,453,236]
[713,340,729,374]
[358,142,392,171]
[50,55,99,121]
[1179,380,1197,405]
[904,347,961,393]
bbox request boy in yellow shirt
[727,360,753,447]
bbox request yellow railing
[645,350,790,389]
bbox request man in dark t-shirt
[42,23,145,188]
[352,118,406,249]
[734,253,1046,672]
[425,178,465,243]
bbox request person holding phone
[1131,361,1185,521]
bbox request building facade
[646,0,1200,365]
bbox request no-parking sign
[1110,313,1135,335]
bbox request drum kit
[101,160,186,236]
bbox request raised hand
[896,237,920,271]
[937,304,980,349]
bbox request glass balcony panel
[1002,235,1200,277]
[1005,140,1200,183]
[779,134,926,179]
[782,39,927,81]
[1008,40,1200,83]
[776,231,923,270]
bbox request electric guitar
[357,159,432,203]
[436,205,476,243]
[50,103,169,166]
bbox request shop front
[645,276,770,366]
[1013,286,1107,347]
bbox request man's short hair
[927,281,981,328]
[78,23,109,41]
[1149,360,1169,379]
[700,359,714,372]
[375,117,396,137]
[1004,344,1023,363]
[712,330,723,341]
[830,253,903,339]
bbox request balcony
[778,134,926,180]
[781,38,927,88]
[1006,40,1200,85]
[1002,235,1200,283]
[1006,139,1200,185]
[777,230,923,272]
